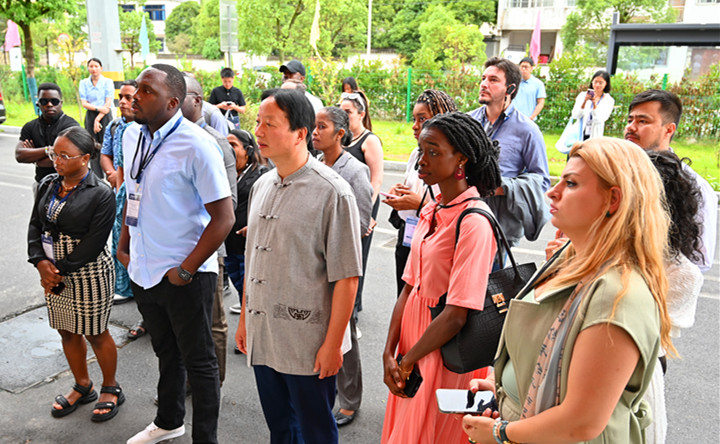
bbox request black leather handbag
[429,207,537,374]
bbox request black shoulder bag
[429,207,537,374]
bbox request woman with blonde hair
[463,137,673,444]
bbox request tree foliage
[165,0,200,54]
[236,0,368,62]
[118,1,161,67]
[561,0,674,63]
[192,0,222,59]
[0,0,77,77]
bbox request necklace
[350,129,367,144]
[61,181,79,193]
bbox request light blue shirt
[513,75,546,120]
[122,111,231,289]
[468,103,550,190]
[79,75,114,107]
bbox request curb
[0,125,21,135]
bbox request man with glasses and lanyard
[118,64,234,444]
[15,83,80,192]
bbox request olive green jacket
[495,267,660,443]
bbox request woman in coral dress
[381,112,502,444]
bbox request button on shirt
[468,103,550,190]
[244,155,363,375]
[79,75,114,107]
[122,112,232,289]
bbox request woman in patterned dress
[27,127,122,422]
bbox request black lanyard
[130,118,182,184]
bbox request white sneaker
[355,325,362,339]
[127,422,185,444]
[229,303,242,314]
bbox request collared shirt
[328,151,373,234]
[514,75,546,119]
[468,103,550,190]
[244,155,362,375]
[202,101,229,136]
[122,111,232,289]
[208,85,246,118]
[101,117,131,169]
[20,113,81,182]
[402,187,496,309]
[79,75,114,107]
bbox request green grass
[2,100,86,128]
[374,119,720,190]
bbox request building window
[509,0,555,7]
[566,0,577,6]
[156,38,165,52]
[144,5,166,21]
[696,0,719,4]
[120,4,135,13]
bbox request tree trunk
[19,22,34,78]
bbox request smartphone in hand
[381,191,399,199]
[436,389,496,414]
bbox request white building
[120,0,197,53]
[494,0,720,75]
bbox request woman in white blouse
[571,70,615,140]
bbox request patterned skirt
[45,233,115,336]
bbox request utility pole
[366,0,372,56]
[86,0,124,83]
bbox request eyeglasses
[48,151,84,162]
[38,98,61,106]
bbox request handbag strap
[453,207,521,276]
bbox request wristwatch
[177,266,193,282]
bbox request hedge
[2,58,718,140]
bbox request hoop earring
[455,165,465,180]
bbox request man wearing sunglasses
[15,83,80,188]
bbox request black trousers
[132,272,220,444]
[84,110,111,179]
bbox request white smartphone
[436,389,495,414]
[380,191,399,199]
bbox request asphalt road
[0,131,717,443]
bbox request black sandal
[91,385,126,422]
[126,320,146,340]
[51,381,98,418]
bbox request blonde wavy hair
[546,137,674,356]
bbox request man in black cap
[279,60,324,112]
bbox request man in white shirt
[118,64,234,444]
[279,59,324,112]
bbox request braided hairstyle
[415,89,458,116]
[422,112,501,197]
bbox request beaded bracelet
[492,418,504,444]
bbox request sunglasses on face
[38,98,61,106]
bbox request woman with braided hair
[384,89,458,295]
[382,112,502,443]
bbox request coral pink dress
[381,187,497,444]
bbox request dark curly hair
[646,150,704,263]
[422,112,501,197]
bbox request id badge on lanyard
[42,232,55,263]
[403,216,419,247]
[126,185,141,227]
